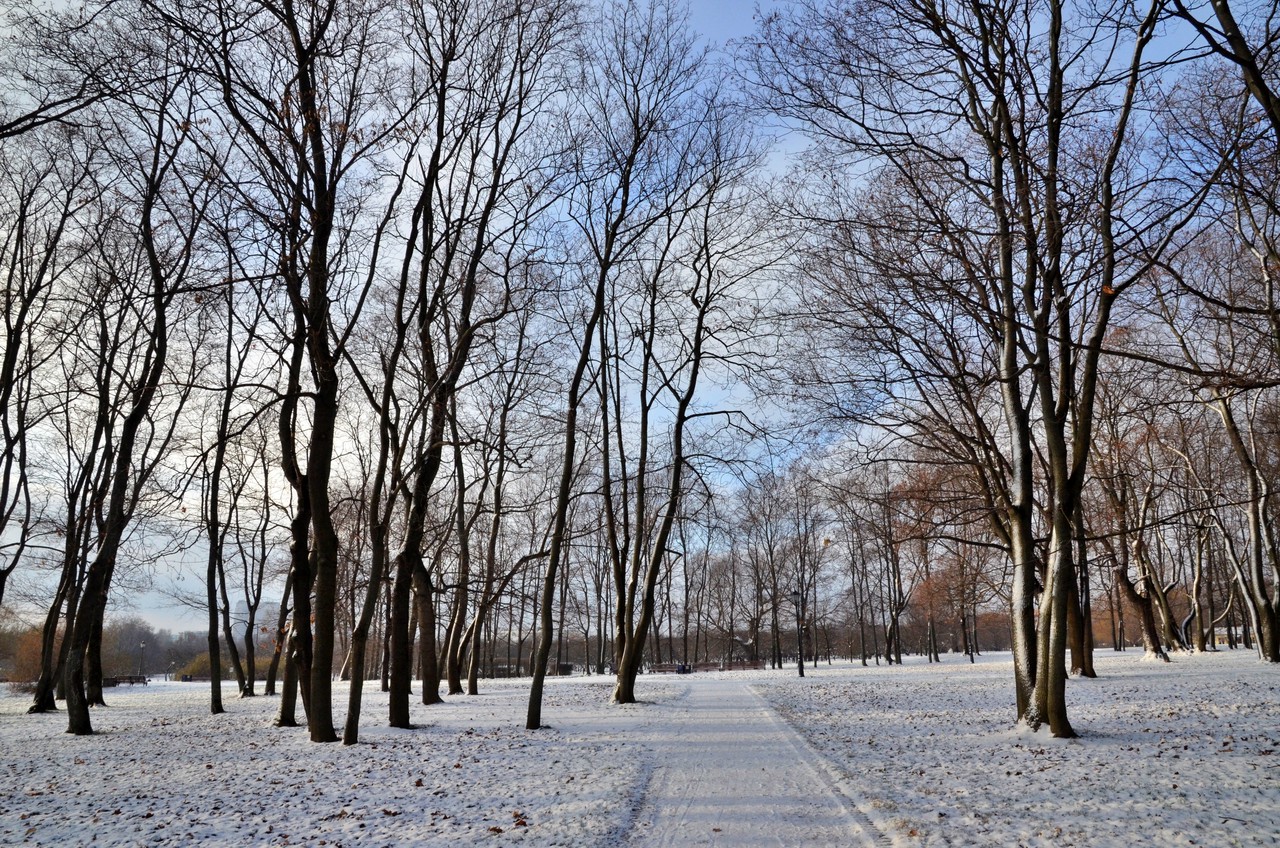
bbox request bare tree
[0,128,96,609]
[0,2,132,138]
[1144,5,1280,661]
[751,0,1198,736]
[149,0,411,741]
[340,0,574,735]
[607,102,765,703]
[60,6,212,733]
[1149,240,1280,661]
[526,0,731,725]
[1173,0,1280,142]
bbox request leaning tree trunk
[29,560,78,713]
[275,643,299,728]
[1115,567,1169,662]
[342,507,390,743]
[264,572,292,697]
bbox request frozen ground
[0,650,1276,847]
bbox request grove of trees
[0,0,1276,742]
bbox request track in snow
[622,675,891,847]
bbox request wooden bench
[720,660,766,671]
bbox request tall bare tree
[61,7,211,734]
[752,0,1198,735]
[151,0,411,741]
[605,112,769,702]
[369,0,571,732]
[0,129,95,609]
[526,0,729,726]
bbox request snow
[1,651,1277,847]
[756,651,1280,847]
[620,677,885,846]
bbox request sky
[688,0,772,45]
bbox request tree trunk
[342,515,389,744]
[1115,567,1170,662]
[276,642,299,728]
[86,611,106,707]
[1069,514,1096,677]
[388,550,415,727]
[264,573,292,697]
[415,565,442,706]
[206,597,224,715]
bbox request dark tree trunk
[1116,567,1169,662]
[86,611,106,707]
[276,641,299,728]
[1069,515,1097,677]
[388,551,415,727]
[415,566,442,706]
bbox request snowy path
[622,675,888,847]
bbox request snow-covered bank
[1,650,1276,846]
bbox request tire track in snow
[745,682,895,847]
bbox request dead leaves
[490,812,528,834]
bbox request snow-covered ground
[758,651,1280,847]
[0,650,1276,847]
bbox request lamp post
[137,641,146,678]
[789,590,804,678]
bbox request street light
[789,590,805,678]
[137,641,146,678]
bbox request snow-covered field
[0,650,1276,847]
[0,677,657,847]
[758,651,1280,847]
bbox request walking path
[622,676,889,847]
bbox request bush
[176,652,232,679]
[5,626,51,684]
